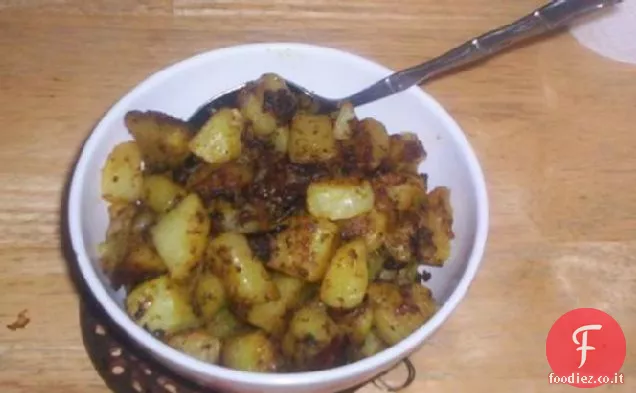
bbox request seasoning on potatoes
[320,239,369,309]
[221,331,282,372]
[150,193,210,280]
[101,141,143,204]
[126,275,200,335]
[165,329,222,364]
[207,232,279,305]
[98,72,452,374]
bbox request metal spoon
[188,0,621,127]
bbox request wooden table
[0,0,634,392]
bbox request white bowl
[68,43,489,393]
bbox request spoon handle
[345,0,622,107]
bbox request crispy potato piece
[282,301,343,370]
[151,193,211,280]
[368,282,436,345]
[204,308,250,340]
[372,172,427,212]
[118,235,168,285]
[99,203,137,281]
[333,301,374,345]
[187,161,254,199]
[125,111,192,172]
[165,329,222,364]
[101,141,143,203]
[245,273,306,336]
[349,118,390,171]
[238,74,297,137]
[339,208,388,252]
[126,275,200,335]
[267,216,339,282]
[418,187,454,266]
[367,249,386,281]
[385,132,426,173]
[320,239,369,309]
[192,270,227,321]
[222,331,281,372]
[332,102,356,140]
[307,178,375,221]
[288,113,337,164]
[142,174,186,214]
[207,232,279,305]
[207,199,268,234]
[351,329,387,361]
[189,108,244,165]
[269,126,290,154]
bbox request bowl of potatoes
[68,43,488,393]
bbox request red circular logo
[546,308,626,388]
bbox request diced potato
[333,102,356,140]
[369,282,437,345]
[239,90,277,137]
[269,126,290,154]
[245,273,306,336]
[339,208,388,252]
[238,74,297,137]
[192,270,227,321]
[118,235,168,284]
[101,141,143,203]
[204,308,250,340]
[282,302,343,370]
[187,161,254,200]
[349,118,390,171]
[151,193,211,280]
[351,330,387,361]
[222,331,281,372]
[165,329,222,364]
[333,302,374,345]
[288,113,337,164]
[125,111,192,172]
[207,199,268,234]
[189,108,244,165]
[385,132,426,173]
[99,203,137,282]
[307,178,375,221]
[320,239,369,309]
[418,187,454,266]
[267,216,339,282]
[207,232,279,305]
[126,275,200,335]
[142,174,186,214]
[367,250,386,281]
[372,172,427,212]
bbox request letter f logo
[572,324,603,368]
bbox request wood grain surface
[0,0,634,392]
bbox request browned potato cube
[282,301,344,370]
[150,193,211,280]
[267,216,339,282]
[165,329,222,364]
[126,275,200,335]
[368,282,436,345]
[125,111,192,172]
[222,331,282,372]
[320,239,369,309]
[101,141,143,204]
[288,113,337,164]
[385,132,426,173]
[207,232,279,305]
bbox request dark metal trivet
[80,300,415,393]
